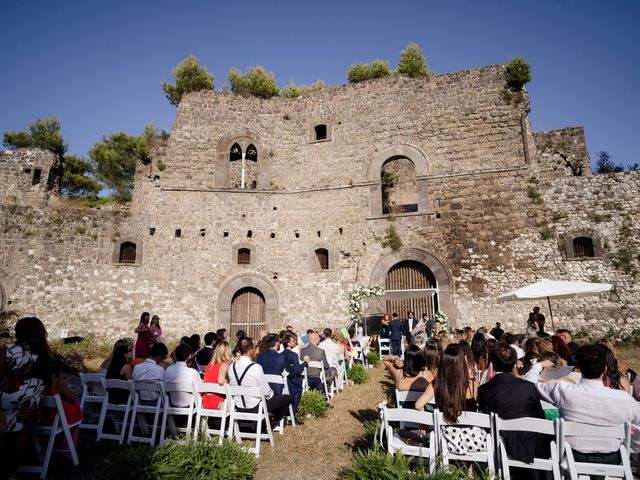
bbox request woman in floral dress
[0,317,54,478]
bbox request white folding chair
[436,410,496,473]
[194,383,231,445]
[353,346,368,368]
[559,419,633,480]
[307,360,332,398]
[96,379,133,444]
[79,372,105,430]
[159,381,196,444]
[18,395,80,479]
[494,416,561,480]
[302,367,309,393]
[394,389,426,430]
[379,338,391,359]
[264,374,296,432]
[227,385,274,457]
[127,381,164,445]
[382,406,438,472]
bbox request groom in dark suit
[478,344,548,466]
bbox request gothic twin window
[229,143,258,189]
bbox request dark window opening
[317,230,321,238]
[119,242,136,264]
[295,231,300,238]
[230,143,242,161]
[24,167,32,173]
[246,144,257,162]
[314,124,327,141]
[175,229,181,238]
[315,248,329,270]
[339,228,343,235]
[32,169,42,185]
[247,230,252,238]
[149,227,156,236]
[436,213,441,219]
[273,206,277,210]
[270,232,276,239]
[200,228,206,237]
[223,231,229,237]
[238,248,251,265]
[573,237,595,258]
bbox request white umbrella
[496,278,613,332]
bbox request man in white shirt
[229,337,292,422]
[132,343,168,402]
[505,333,525,361]
[163,344,200,407]
[526,344,640,464]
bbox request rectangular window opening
[175,229,182,238]
[149,227,156,236]
[32,168,42,185]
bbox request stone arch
[217,273,279,330]
[367,144,430,216]
[369,247,457,326]
[215,130,269,189]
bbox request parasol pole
[547,296,556,334]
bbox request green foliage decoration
[347,59,391,83]
[397,42,430,78]
[227,66,280,98]
[107,444,154,480]
[281,80,326,98]
[366,350,381,367]
[162,55,214,106]
[297,389,329,418]
[506,57,531,90]
[150,438,256,480]
[349,363,369,384]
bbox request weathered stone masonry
[1,63,638,340]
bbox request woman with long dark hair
[106,343,133,404]
[0,317,54,478]
[134,311,152,359]
[597,343,631,393]
[415,344,486,455]
[383,344,433,391]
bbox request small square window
[314,124,327,141]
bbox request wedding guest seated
[478,344,548,466]
[415,344,485,456]
[556,328,579,355]
[195,331,216,367]
[383,345,434,393]
[132,342,168,402]
[423,342,440,377]
[412,331,427,350]
[106,343,133,404]
[229,338,292,424]
[597,343,631,393]
[202,341,232,410]
[300,332,336,394]
[232,330,247,356]
[525,344,640,467]
[257,334,286,394]
[164,344,200,407]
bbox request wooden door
[384,260,438,319]
[230,287,266,339]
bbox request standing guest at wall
[526,312,540,337]
[405,311,415,343]
[533,306,546,334]
[149,315,165,344]
[132,342,168,402]
[389,313,404,356]
[196,332,216,367]
[478,344,547,467]
[281,333,307,417]
[164,344,201,408]
[489,322,504,341]
[379,314,391,339]
[257,334,287,394]
[134,312,152,360]
[229,338,292,425]
[0,317,55,479]
[202,341,233,410]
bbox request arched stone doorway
[384,260,439,319]
[370,248,456,326]
[217,274,279,339]
[231,287,265,339]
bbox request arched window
[230,143,242,162]
[119,242,137,264]
[229,142,257,189]
[238,248,251,265]
[381,157,418,214]
[315,248,329,270]
[573,237,595,258]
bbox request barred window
[573,237,594,258]
[119,242,137,264]
[238,248,251,265]
[315,248,329,270]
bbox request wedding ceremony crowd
[1,306,638,479]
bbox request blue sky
[1,0,638,169]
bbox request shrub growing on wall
[281,80,326,98]
[228,66,280,98]
[162,55,215,106]
[506,57,531,90]
[397,42,431,78]
[347,59,391,83]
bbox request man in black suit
[478,344,548,467]
[257,334,287,394]
[195,331,216,366]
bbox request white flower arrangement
[433,310,448,330]
[348,285,384,322]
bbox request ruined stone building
[1,64,638,340]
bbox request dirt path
[254,366,393,480]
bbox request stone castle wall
[1,64,638,341]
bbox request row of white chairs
[378,404,633,479]
[80,373,296,456]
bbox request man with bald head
[300,331,336,395]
